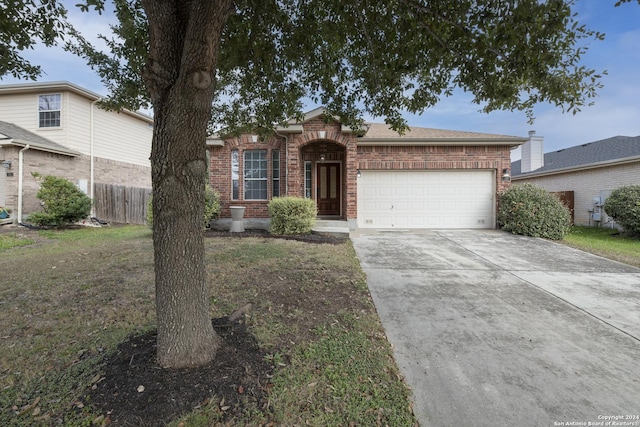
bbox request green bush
[145,194,153,228]
[498,183,571,240]
[28,175,92,227]
[204,185,221,227]
[603,185,640,236]
[269,197,317,235]
[146,185,220,229]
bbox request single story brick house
[208,108,526,230]
[511,133,640,227]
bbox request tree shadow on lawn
[84,230,347,426]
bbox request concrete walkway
[352,230,640,427]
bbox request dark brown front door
[317,163,341,216]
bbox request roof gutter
[0,139,80,157]
[512,155,640,180]
[358,137,528,146]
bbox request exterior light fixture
[502,168,511,182]
[356,169,361,178]
[320,154,325,163]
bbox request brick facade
[1,145,150,215]
[208,114,517,227]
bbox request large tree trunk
[142,0,233,368]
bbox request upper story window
[38,94,61,128]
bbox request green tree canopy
[0,0,70,80]
[71,0,606,132]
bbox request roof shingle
[361,122,523,140]
[512,135,640,176]
[0,120,80,156]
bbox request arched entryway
[300,141,346,218]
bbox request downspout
[17,144,30,223]
[90,99,99,217]
[274,130,289,195]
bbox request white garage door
[358,170,495,229]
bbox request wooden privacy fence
[93,183,152,225]
[552,190,575,225]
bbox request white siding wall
[0,148,6,206]
[0,91,68,143]
[514,162,640,226]
[91,106,152,166]
[0,93,37,128]
[0,90,151,166]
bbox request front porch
[209,217,350,238]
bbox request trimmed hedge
[28,175,92,227]
[603,185,640,236]
[498,183,572,240]
[269,197,317,235]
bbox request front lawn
[0,225,416,426]
[561,226,640,268]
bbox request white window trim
[304,161,312,199]
[231,149,239,200]
[272,150,280,198]
[38,93,62,129]
[243,150,268,200]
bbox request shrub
[204,185,221,227]
[498,183,572,240]
[146,185,220,229]
[28,175,92,227]
[603,185,640,236]
[269,197,317,235]
[146,194,153,228]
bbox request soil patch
[204,228,347,244]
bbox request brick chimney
[521,130,544,173]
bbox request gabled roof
[210,107,527,146]
[0,120,80,156]
[359,123,526,146]
[512,135,640,178]
[277,107,355,134]
[0,81,154,124]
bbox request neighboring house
[511,132,640,227]
[208,107,526,230]
[0,81,153,222]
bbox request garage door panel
[358,170,494,229]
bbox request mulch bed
[84,317,272,426]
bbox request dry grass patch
[0,226,416,426]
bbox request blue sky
[2,0,639,159]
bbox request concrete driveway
[352,230,640,427]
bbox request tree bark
[142,0,233,368]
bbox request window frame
[231,149,239,200]
[243,149,268,200]
[38,94,62,128]
[272,150,280,198]
[304,161,312,199]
